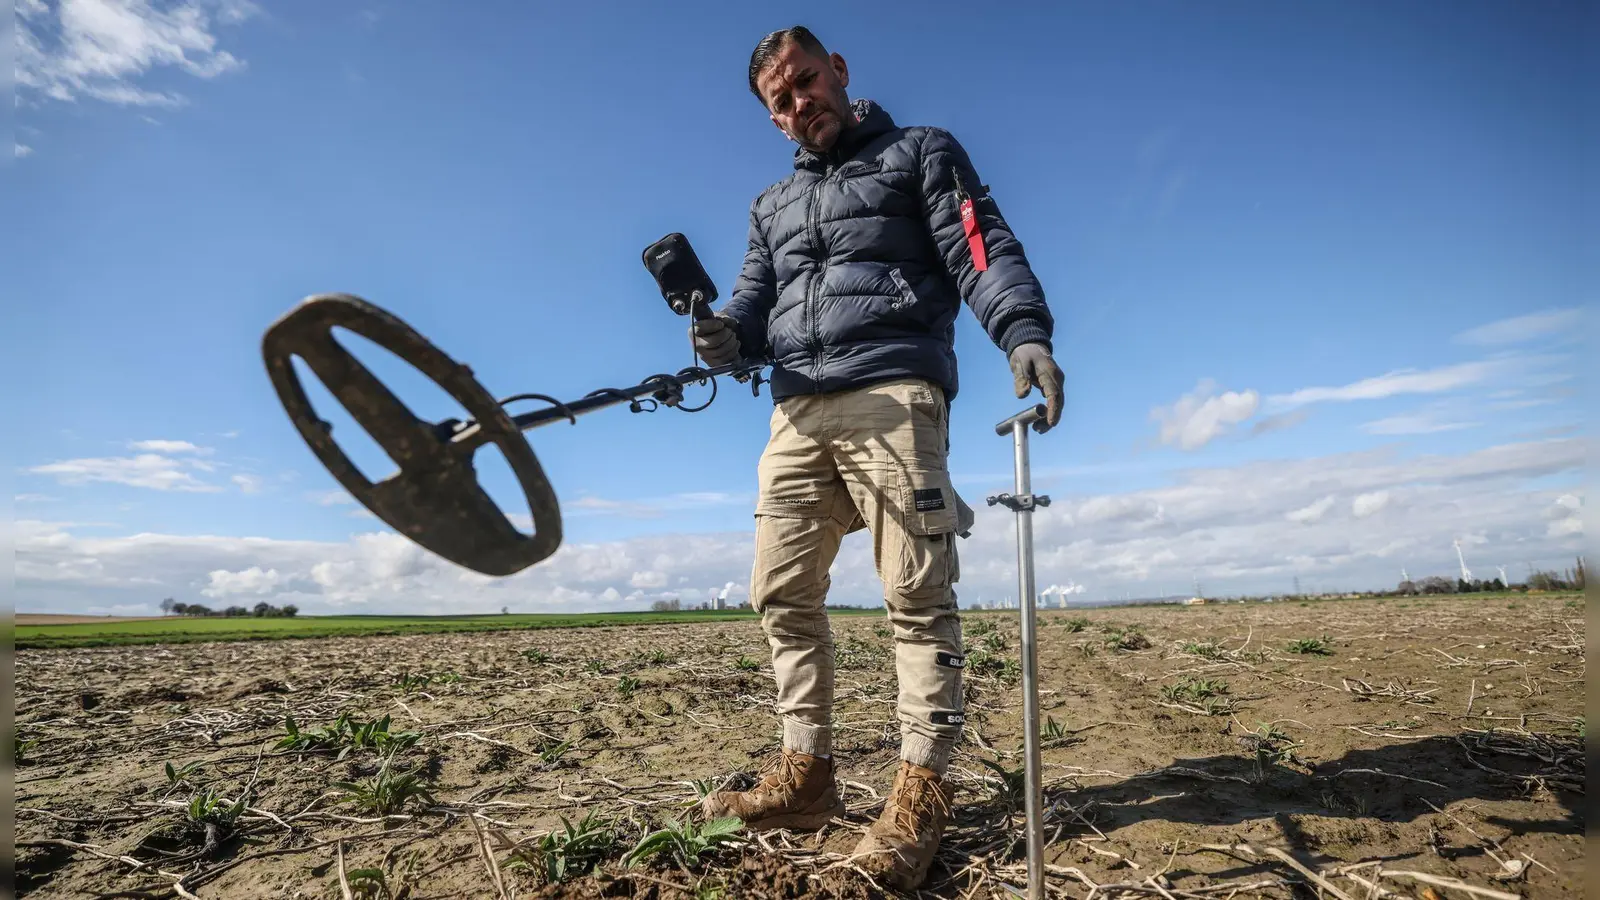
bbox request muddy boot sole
[853,832,941,891]
[699,792,846,833]
[740,795,847,832]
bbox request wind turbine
[1453,540,1473,583]
[1496,565,1509,588]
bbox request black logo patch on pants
[936,651,965,669]
[914,488,946,512]
[930,710,965,726]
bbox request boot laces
[753,749,806,795]
[890,770,951,836]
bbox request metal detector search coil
[261,236,770,577]
[262,293,564,576]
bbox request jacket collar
[793,98,896,172]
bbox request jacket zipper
[806,168,829,389]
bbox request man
[693,25,1064,890]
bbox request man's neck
[813,115,857,160]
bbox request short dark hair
[748,26,828,102]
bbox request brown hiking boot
[852,761,954,890]
[698,748,845,832]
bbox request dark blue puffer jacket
[720,98,1054,403]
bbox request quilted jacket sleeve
[718,202,777,361]
[918,128,1054,354]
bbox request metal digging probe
[987,403,1052,899]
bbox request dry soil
[12,593,1584,899]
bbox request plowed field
[13,593,1584,899]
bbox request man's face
[755,40,852,153]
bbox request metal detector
[262,234,1056,894]
[988,404,1053,898]
[261,233,768,576]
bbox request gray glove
[1009,342,1064,430]
[691,314,742,367]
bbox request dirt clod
[222,676,290,700]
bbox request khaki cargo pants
[750,376,974,775]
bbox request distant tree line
[1395,575,1505,595]
[159,597,298,618]
[1528,557,1586,592]
[1187,556,1585,604]
[1394,557,1585,597]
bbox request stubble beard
[797,97,849,153]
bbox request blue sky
[9,0,1590,615]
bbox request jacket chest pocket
[836,159,883,180]
[832,160,887,207]
[888,268,917,312]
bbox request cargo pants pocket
[893,466,960,597]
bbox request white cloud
[567,491,750,518]
[674,492,740,505]
[1150,379,1260,450]
[1544,494,1582,538]
[14,494,57,503]
[1286,496,1335,524]
[569,496,656,517]
[1548,517,1582,538]
[1072,495,1165,526]
[1454,308,1583,346]
[1361,413,1479,435]
[1130,351,1568,454]
[1268,360,1505,410]
[1360,386,1572,435]
[1250,410,1308,436]
[28,453,220,492]
[1549,494,1580,515]
[230,474,263,493]
[15,144,35,158]
[1352,491,1390,518]
[129,439,209,453]
[1490,398,1558,411]
[307,489,354,506]
[86,603,154,615]
[14,436,1587,613]
[13,515,770,615]
[629,570,668,589]
[201,565,286,597]
[17,0,259,108]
